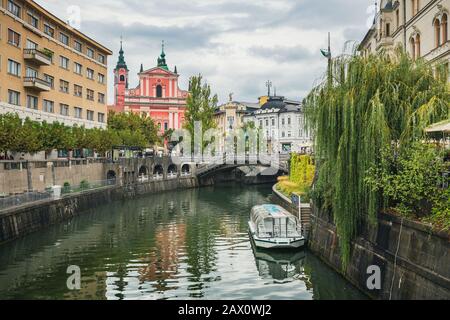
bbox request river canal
[0,184,366,300]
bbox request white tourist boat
[248,204,305,249]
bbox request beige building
[0,0,112,128]
[359,0,449,74]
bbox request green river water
[0,184,367,300]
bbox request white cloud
[36,0,374,104]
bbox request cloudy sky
[36,0,375,105]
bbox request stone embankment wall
[272,184,450,299]
[308,207,450,300]
[0,177,198,244]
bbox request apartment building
[359,0,449,75]
[0,0,112,128]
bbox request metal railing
[23,48,52,62]
[23,76,52,87]
[60,179,116,195]
[0,191,52,211]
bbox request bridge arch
[181,163,191,175]
[153,164,164,176]
[138,165,149,176]
[168,164,177,174]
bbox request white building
[243,96,313,154]
[359,0,449,75]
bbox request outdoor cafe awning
[425,120,450,134]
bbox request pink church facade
[109,42,188,134]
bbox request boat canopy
[251,205,301,238]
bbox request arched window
[410,37,416,60]
[434,18,441,48]
[156,85,162,98]
[415,34,421,58]
[411,0,415,16]
[120,75,125,82]
[442,14,448,43]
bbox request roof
[259,96,301,113]
[251,204,291,220]
[26,0,112,55]
[425,120,450,133]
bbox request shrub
[79,180,90,190]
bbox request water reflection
[0,184,366,300]
[252,245,307,284]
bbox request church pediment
[139,67,178,76]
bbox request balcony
[23,49,52,66]
[23,77,52,92]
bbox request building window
[156,85,163,98]
[27,95,38,109]
[60,104,69,116]
[86,89,94,101]
[28,13,38,28]
[119,75,125,82]
[44,74,54,88]
[98,54,105,64]
[74,85,82,97]
[87,110,94,121]
[287,117,291,125]
[271,118,275,126]
[60,80,69,93]
[281,118,285,125]
[74,40,82,52]
[74,107,82,119]
[86,68,94,79]
[98,73,105,84]
[26,39,37,49]
[43,100,54,113]
[281,131,285,138]
[396,10,400,29]
[60,33,69,46]
[8,90,20,105]
[7,1,21,18]
[74,62,82,75]
[98,113,105,123]
[7,29,20,47]
[60,56,69,69]
[259,120,263,128]
[416,34,421,58]
[26,66,38,78]
[434,18,441,48]
[44,24,54,37]
[87,48,94,58]
[410,37,416,60]
[265,119,269,126]
[386,23,391,37]
[164,122,168,131]
[7,59,21,76]
[98,93,105,104]
[442,14,448,44]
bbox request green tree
[304,48,450,267]
[0,113,22,156]
[15,118,42,154]
[184,74,218,147]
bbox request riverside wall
[272,185,450,299]
[0,156,199,244]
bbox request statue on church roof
[157,40,169,71]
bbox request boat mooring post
[291,193,302,235]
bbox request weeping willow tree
[304,48,449,268]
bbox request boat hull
[248,221,305,249]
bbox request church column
[169,112,174,129]
[174,112,179,129]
